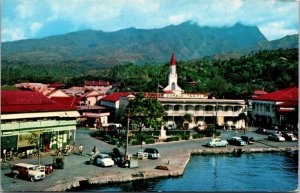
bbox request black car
[255,128,266,134]
[227,137,247,146]
[241,135,254,144]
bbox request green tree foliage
[126,93,166,131]
[2,49,298,99]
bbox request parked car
[143,148,160,159]
[282,132,297,141]
[205,138,228,147]
[91,153,114,167]
[255,128,267,134]
[241,135,254,144]
[11,163,45,182]
[227,137,247,146]
[268,133,285,141]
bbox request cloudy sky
[2,0,298,42]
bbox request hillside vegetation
[2,48,298,99]
[2,22,267,66]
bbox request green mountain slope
[2,21,267,66]
[213,34,298,60]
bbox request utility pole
[125,108,130,160]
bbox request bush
[181,135,190,140]
[51,144,58,150]
[131,140,141,145]
[215,131,221,136]
[166,130,189,136]
[193,134,205,139]
[166,136,180,142]
[103,135,111,142]
[145,138,155,144]
[110,138,119,145]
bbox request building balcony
[165,110,244,117]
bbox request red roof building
[1,90,76,114]
[251,90,268,98]
[101,92,135,102]
[1,90,80,154]
[251,87,298,128]
[254,87,298,102]
[84,81,110,86]
[51,96,82,107]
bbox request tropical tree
[126,93,166,132]
[180,113,193,129]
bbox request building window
[205,105,214,111]
[225,106,233,111]
[174,105,180,111]
[172,82,176,90]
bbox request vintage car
[241,135,255,144]
[11,163,45,182]
[227,137,247,146]
[268,133,285,141]
[91,153,114,167]
[282,132,298,141]
[205,138,228,147]
[143,148,160,159]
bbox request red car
[36,164,53,174]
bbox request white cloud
[169,13,192,25]
[2,28,25,42]
[259,21,298,40]
[2,0,298,41]
[30,22,43,35]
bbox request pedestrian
[3,149,6,162]
[56,148,62,156]
[79,144,83,155]
[91,146,99,156]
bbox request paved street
[1,127,298,192]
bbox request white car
[92,153,114,167]
[268,133,285,141]
[205,138,228,147]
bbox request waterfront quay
[1,128,298,192]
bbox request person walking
[79,144,83,155]
[91,146,99,156]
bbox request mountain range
[2,21,298,67]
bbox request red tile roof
[254,87,298,102]
[101,92,134,102]
[48,83,64,88]
[51,97,82,107]
[84,81,110,86]
[276,101,298,107]
[1,91,76,113]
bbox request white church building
[148,52,247,129]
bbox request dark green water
[80,153,298,192]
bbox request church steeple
[170,52,176,66]
[163,52,183,94]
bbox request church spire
[170,52,176,66]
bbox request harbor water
[79,153,298,192]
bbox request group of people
[55,144,99,156]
